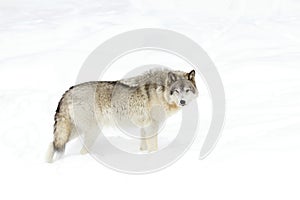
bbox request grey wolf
[46,68,198,163]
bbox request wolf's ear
[188,70,195,81]
[168,72,177,83]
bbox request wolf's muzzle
[180,100,186,106]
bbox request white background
[0,0,300,199]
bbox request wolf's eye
[185,89,190,93]
[170,89,179,95]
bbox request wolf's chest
[165,103,180,116]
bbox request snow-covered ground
[1,0,300,199]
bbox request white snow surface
[1,0,300,199]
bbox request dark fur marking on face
[189,86,195,94]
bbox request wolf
[46,68,198,163]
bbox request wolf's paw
[140,145,147,151]
[140,140,148,151]
[147,145,158,153]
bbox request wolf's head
[167,70,198,107]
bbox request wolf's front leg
[140,128,147,151]
[146,134,158,152]
[142,121,159,152]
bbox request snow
[1,0,300,199]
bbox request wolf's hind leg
[80,127,100,154]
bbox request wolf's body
[46,68,198,163]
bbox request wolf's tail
[45,141,66,163]
[46,88,72,163]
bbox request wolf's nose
[180,100,186,105]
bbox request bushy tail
[45,142,66,163]
[46,87,73,163]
